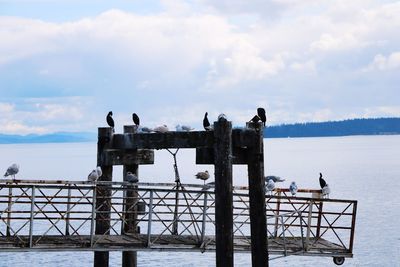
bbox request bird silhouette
[257,107,266,126]
[106,111,115,129]
[132,113,140,126]
[203,112,212,131]
[319,173,330,198]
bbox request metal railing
[0,179,356,257]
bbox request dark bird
[132,113,140,126]
[257,107,266,126]
[203,112,212,131]
[106,111,114,128]
[319,172,327,188]
[126,172,138,183]
[319,172,331,198]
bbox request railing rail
[0,180,356,257]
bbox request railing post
[214,117,234,267]
[90,185,97,247]
[147,190,154,247]
[6,183,13,237]
[305,199,314,251]
[122,125,139,267]
[349,201,358,253]
[200,192,208,245]
[65,186,72,236]
[94,127,113,267]
[246,122,268,267]
[274,190,282,237]
[29,186,36,248]
[316,200,323,238]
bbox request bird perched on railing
[289,181,298,196]
[203,112,212,131]
[126,172,138,183]
[195,170,210,184]
[265,179,275,195]
[4,163,19,180]
[265,175,285,183]
[176,125,194,132]
[106,111,115,130]
[88,166,102,182]
[132,113,140,126]
[319,172,330,198]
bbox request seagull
[265,179,275,195]
[257,107,266,126]
[138,126,153,133]
[195,170,210,184]
[265,176,285,183]
[132,113,140,126]
[153,125,169,133]
[203,112,212,131]
[88,167,102,182]
[126,172,138,183]
[319,173,330,198]
[289,181,298,196]
[176,125,194,132]
[106,111,115,129]
[4,163,19,179]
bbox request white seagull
[4,163,19,179]
[153,125,169,133]
[88,166,102,182]
[289,182,298,196]
[126,172,138,183]
[195,170,210,184]
[265,179,275,195]
[265,176,285,183]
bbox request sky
[0,0,399,135]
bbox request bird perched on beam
[319,172,331,198]
[106,111,115,130]
[4,163,19,180]
[265,175,285,183]
[203,112,212,131]
[257,107,266,126]
[154,125,169,133]
[265,179,275,195]
[195,170,210,184]
[132,113,140,126]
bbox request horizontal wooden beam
[111,131,215,150]
[99,149,154,166]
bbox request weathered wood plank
[214,118,234,267]
[196,146,248,164]
[247,122,268,267]
[101,149,154,166]
[112,131,214,150]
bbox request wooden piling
[213,118,234,267]
[94,127,113,267]
[247,122,268,267]
[122,125,139,267]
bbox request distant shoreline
[1,117,399,144]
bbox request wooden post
[247,122,268,267]
[213,117,233,267]
[94,127,113,267]
[122,125,138,267]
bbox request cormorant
[132,113,140,126]
[106,111,115,128]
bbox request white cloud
[363,52,400,71]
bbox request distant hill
[0,132,96,144]
[264,117,400,138]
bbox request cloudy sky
[1,0,399,134]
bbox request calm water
[1,135,399,267]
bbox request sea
[0,135,399,267]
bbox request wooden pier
[0,120,357,266]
